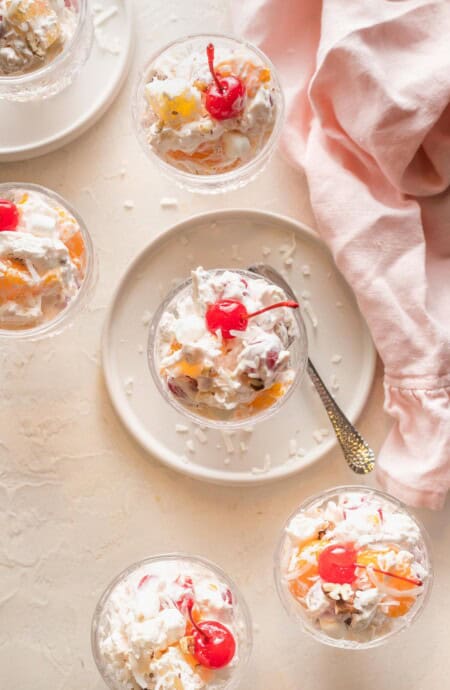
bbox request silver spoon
[248,263,375,474]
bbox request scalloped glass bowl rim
[147,268,309,430]
[132,32,285,192]
[0,0,90,87]
[91,552,253,690]
[0,182,97,340]
[273,484,434,650]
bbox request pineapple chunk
[145,78,202,126]
[6,0,61,58]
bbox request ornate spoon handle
[306,358,375,474]
[248,262,375,474]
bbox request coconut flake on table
[313,429,326,444]
[221,431,235,454]
[262,246,272,257]
[288,439,297,457]
[123,200,134,210]
[231,244,243,262]
[301,264,311,276]
[160,197,179,210]
[124,377,134,396]
[194,427,207,444]
[331,374,340,391]
[186,439,195,454]
[175,424,189,434]
[92,2,122,55]
[331,354,343,364]
[303,300,318,329]
[93,6,118,27]
[280,233,297,266]
[251,453,271,475]
[141,310,152,326]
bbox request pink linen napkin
[232,0,450,508]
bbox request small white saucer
[102,210,376,485]
[0,0,133,162]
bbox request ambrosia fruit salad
[92,556,251,690]
[0,0,77,76]
[276,487,432,647]
[0,186,87,331]
[138,37,281,176]
[150,267,306,425]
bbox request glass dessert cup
[0,0,93,102]
[148,268,308,430]
[274,485,433,650]
[0,182,96,340]
[91,553,253,690]
[133,33,285,194]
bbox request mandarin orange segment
[385,597,415,618]
[288,539,325,599]
[63,231,86,272]
[169,146,216,162]
[250,381,285,411]
[175,360,203,378]
[0,259,33,301]
[356,548,418,618]
[288,563,318,599]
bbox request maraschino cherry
[318,543,358,585]
[205,43,246,120]
[318,543,423,587]
[187,601,236,669]
[0,199,19,232]
[206,298,299,340]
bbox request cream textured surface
[0,2,449,690]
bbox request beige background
[1,1,449,689]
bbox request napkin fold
[232,0,450,508]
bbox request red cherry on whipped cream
[187,601,236,669]
[318,543,424,587]
[318,543,358,584]
[206,298,299,340]
[192,620,236,669]
[0,200,19,232]
[205,43,246,120]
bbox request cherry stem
[246,300,299,320]
[207,43,223,93]
[187,603,210,640]
[356,563,422,587]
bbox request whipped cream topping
[0,188,86,329]
[95,559,247,690]
[154,267,299,421]
[0,0,77,75]
[141,41,278,175]
[279,489,430,644]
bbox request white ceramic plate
[0,0,133,162]
[102,210,376,485]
